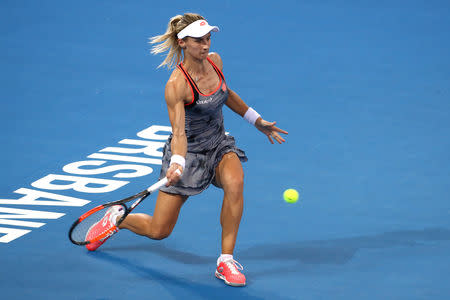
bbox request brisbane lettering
[0,125,171,244]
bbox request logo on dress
[197,97,213,105]
[200,21,206,26]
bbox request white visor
[177,20,219,39]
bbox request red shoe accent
[215,259,246,286]
[85,205,123,251]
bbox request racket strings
[68,191,151,246]
[70,207,118,244]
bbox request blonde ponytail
[150,13,205,69]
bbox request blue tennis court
[1,1,449,299]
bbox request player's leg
[119,191,187,240]
[214,152,246,286]
[215,152,244,254]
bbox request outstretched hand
[255,118,288,144]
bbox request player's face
[182,33,211,60]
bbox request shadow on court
[104,227,450,268]
[105,243,214,264]
[240,227,450,263]
[89,251,294,300]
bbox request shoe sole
[85,237,108,251]
[215,271,246,287]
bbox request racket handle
[146,169,181,193]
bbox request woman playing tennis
[86,13,288,287]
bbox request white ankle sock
[217,254,233,265]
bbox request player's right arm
[164,70,188,185]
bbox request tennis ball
[283,189,299,203]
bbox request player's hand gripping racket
[68,170,179,246]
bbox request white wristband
[243,107,261,125]
[170,154,185,170]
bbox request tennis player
[87,13,288,287]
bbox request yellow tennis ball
[283,189,299,203]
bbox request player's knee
[224,174,244,195]
[149,226,172,240]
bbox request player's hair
[150,13,205,69]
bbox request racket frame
[68,176,170,246]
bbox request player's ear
[178,38,186,49]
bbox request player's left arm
[208,52,288,144]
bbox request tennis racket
[68,171,178,246]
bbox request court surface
[1,1,450,299]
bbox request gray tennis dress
[159,57,247,196]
